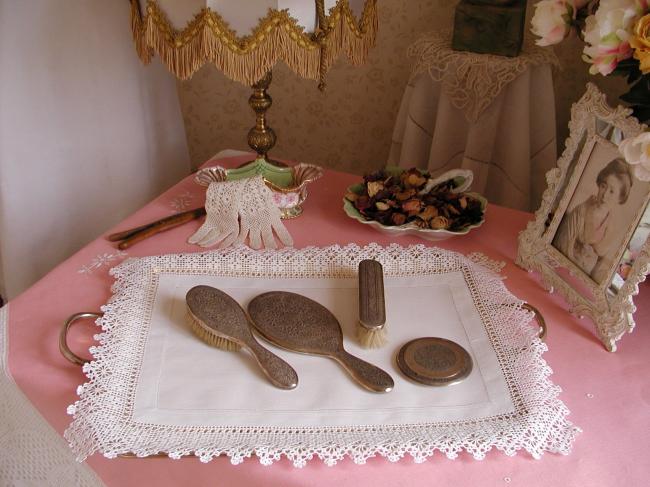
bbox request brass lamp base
[247,71,286,167]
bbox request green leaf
[612,59,643,83]
[620,76,650,106]
[611,59,643,83]
[617,58,639,70]
[631,105,650,124]
[628,67,643,84]
[612,66,631,78]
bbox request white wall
[0,0,190,299]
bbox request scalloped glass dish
[195,159,323,219]
[343,169,487,241]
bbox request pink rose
[582,0,646,75]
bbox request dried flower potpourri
[345,168,485,232]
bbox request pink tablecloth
[6,154,650,486]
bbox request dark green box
[452,0,527,57]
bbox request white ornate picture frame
[517,83,650,352]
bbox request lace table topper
[409,30,560,122]
[64,244,579,467]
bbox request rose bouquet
[531,0,650,121]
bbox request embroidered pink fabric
[4,154,650,486]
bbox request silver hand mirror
[247,291,394,393]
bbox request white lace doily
[0,305,104,486]
[409,30,560,122]
[64,244,579,467]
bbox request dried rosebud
[391,212,407,226]
[418,205,438,222]
[385,199,399,208]
[364,171,385,183]
[430,216,450,230]
[447,203,460,216]
[422,194,439,206]
[413,219,429,229]
[345,192,359,202]
[375,201,390,211]
[400,168,421,179]
[375,189,392,201]
[396,189,416,201]
[373,211,393,225]
[354,195,371,212]
[405,173,427,188]
[367,181,384,198]
[401,199,422,213]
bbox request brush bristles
[357,323,388,349]
[185,309,241,352]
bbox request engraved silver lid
[396,337,472,386]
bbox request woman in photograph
[553,158,633,284]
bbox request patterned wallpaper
[177,1,626,177]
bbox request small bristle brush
[185,285,298,390]
[357,259,388,349]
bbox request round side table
[388,31,559,211]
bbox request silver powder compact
[396,337,472,386]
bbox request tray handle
[59,312,103,366]
[521,303,547,341]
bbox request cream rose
[531,0,574,46]
[619,132,650,181]
[582,0,644,75]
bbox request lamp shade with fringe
[129,0,379,168]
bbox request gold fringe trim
[321,0,378,75]
[130,0,378,85]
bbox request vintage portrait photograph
[552,137,650,286]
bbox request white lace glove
[188,176,293,249]
[187,179,244,248]
[236,176,293,250]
